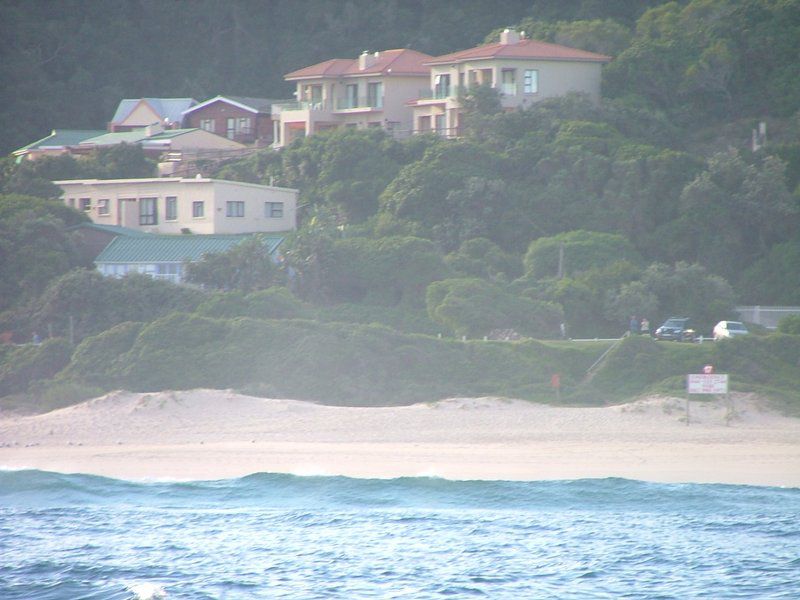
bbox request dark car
[654,317,696,342]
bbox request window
[80,198,91,211]
[367,82,383,108]
[200,119,215,133]
[346,84,358,108]
[98,199,110,216]
[238,117,251,135]
[139,197,157,225]
[226,200,245,217]
[434,114,446,135]
[226,118,236,139]
[524,69,538,94]
[306,84,323,108]
[265,202,283,218]
[434,74,451,98]
[192,201,204,218]
[165,196,177,221]
[501,69,516,95]
[68,198,75,208]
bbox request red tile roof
[426,38,611,65]
[285,49,433,80]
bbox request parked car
[713,320,749,340]
[654,317,696,342]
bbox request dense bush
[778,316,800,336]
[0,338,73,397]
[426,278,563,338]
[196,287,309,320]
[27,270,204,343]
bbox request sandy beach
[1,389,799,486]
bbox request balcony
[334,96,384,111]
[417,85,462,101]
[273,100,331,112]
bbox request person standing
[630,316,638,336]
[640,317,650,336]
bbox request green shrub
[0,338,73,397]
[778,315,800,335]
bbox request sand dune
[1,390,799,486]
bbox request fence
[735,306,800,329]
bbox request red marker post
[551,373,561,402]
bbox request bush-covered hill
[1,0,799,411]
[3,315,799,414]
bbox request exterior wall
[165,130,247,152]
[209,181,298,234]
[112,102,162,131]
[273,74,427,147]
[97,262,184,284]
[413,58,604,137]
[57,178,298,234]
[184,101,273,144]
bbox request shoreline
[2,390,799,487]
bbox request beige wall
[414,58,604,136]
[167,130,246,152]
[56,178,298,234]
[274,74,427,147]
[119,102,162,127]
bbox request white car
[713,321,749,340]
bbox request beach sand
[1,389,799,486]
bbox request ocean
[1,470,798,599]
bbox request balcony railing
[272,100,330,112]
[418,85,462,100]
[334,96,384,110]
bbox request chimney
[144,121,164,137]
[500,29,520,45]
[359,50,378,70]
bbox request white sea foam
[124,581,167,599]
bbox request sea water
[1,470,798,599]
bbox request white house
[55,177,298,234]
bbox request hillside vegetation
[1,0,799,411]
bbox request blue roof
[95,234,283,264]
[111,98,196,125]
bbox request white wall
[56,178,298,234]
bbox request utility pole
[557,243,565,279]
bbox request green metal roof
[13,129,106,153]
[147,128,199,139]
[81,130,149,145]
[68,223,149,237]
[95,234,283,264]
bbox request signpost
[685,373,730,425]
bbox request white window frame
[192,201,204,218]
[165,196,178,221]
[524,69,539,94]
[200,119,215,133]
[139,197,157,225]
[97,198,110,216]
[80,198,91,211]
[226,200,245,217]
[265,201,283,218]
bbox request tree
[523,230,641,279]
[27,269,203,343]
[324,236,450,307]
[0,193,89,311]
[426,278,562,338]
[674,149,797,279]
[184,235,282,293]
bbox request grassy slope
[5,314,786,413]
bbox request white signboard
[687,373,729,394]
